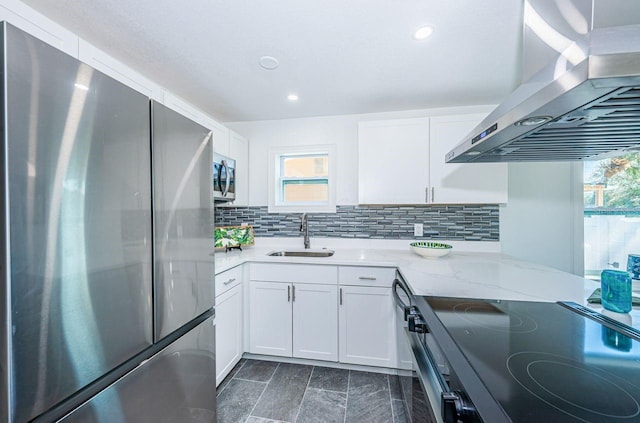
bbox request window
[584,152,640,278]
[268,145,336,213]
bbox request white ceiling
[21,0,525,122]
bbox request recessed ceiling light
[287,93,299,102]
[413,25,433,41]
[259,56,279,70]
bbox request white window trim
[268,144,337,213]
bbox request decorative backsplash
[214,204,499,241]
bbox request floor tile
[345,371,393,423]
[307,366,349,393]
[217,359,247,395]
[389,374,403,400]
[295,388,346,423]
[245,417,287,423]
[251,363,313,422]
[410,377,436,423]
[235,359,279,382]
[216,379,266,423]
[392,399,409,423]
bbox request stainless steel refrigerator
[0,23,216,423]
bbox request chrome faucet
[300,213,310,249]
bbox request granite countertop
[199,239,639,330]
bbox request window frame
[268,144,337,213]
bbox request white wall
[500,162,584,275]
[228,105,495,206]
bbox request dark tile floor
[216,359,410,423]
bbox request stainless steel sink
[268,250,335,257]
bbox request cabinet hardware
[425,187,429,203]
[292,285,296,302]
[358,276,377,280]
[223,277,236,285]
[288,285,291,302]
[431,187,435,203]
[339,288,343,305]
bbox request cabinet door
[358,118,430,204]
[212,122,230,157]
[0,2,78,57]
[78,39,164,101]
[429,114,508,204]
[249,281,292,356]
[338,286,396,367]
[228,131,249,206]
[215,284,243,386]
[292,284,338,361]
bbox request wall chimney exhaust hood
[446,0,640,163]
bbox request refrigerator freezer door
[59,315,216,423]
[4,25,153,423]
[151,102,214,341]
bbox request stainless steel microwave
[213,153,236,202]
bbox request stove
[413,296,640,423]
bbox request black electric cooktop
[426,298,640,423]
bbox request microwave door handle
[223,160,230,196]
[216,162,224,194]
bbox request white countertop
[206,239,640,330]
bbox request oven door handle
[407,328,477,423]
[392,278,413,321]
[406,327,449,395]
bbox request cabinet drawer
[250,263,337,285]
[215,265,243,296]
[338,266,396,287]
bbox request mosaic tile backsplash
[214,205,499,241]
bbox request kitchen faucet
[300,213,310,249]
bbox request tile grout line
[343,369,351,423]
[291,365,315,423]
[216,359,247,397]
[387,374,396,423]
[246,362,281,422]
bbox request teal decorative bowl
[410,241,453,258]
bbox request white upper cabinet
[358,113,508,205]
[358,118,430,204]
[162,92,217,130]
[228,130,249,206]
[78,39,164,101]
[0,0,78,57]
[212,122,230,157]
[429,114,508,204]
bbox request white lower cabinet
[248,281,293,356]
[338,285,396,367]
[292,283,338,361]
[248,263,400,369]
[248,263,339,361]
[215,284,243,386]
[248,280,338,361]
[215,265,244,386]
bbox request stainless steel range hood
[446,0,640,163]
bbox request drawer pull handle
[358,276,377,280]
[223,278,236,285]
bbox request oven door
[393,278,479,423]
[393,278,442,423]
